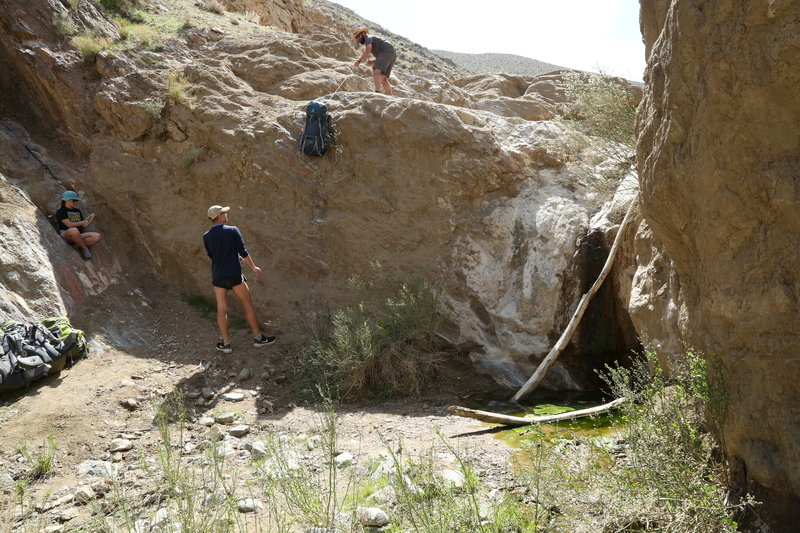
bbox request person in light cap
[203,204,276,353]
[352,27,396,95]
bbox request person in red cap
[56,190,102,261]
[203,205,276,353]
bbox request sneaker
[81,248,92,261]
[253,334,276,347]
[215,341,232,353]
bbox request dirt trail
[0,276,514,514]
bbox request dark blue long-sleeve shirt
[203,224,249,280]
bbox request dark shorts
[373,49,397,78]
[212,275,246,290]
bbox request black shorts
[212,275,246,290]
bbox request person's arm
[241,255,262,277]
[354,44,372,68]
[235,228,262,276]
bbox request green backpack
[40,316,89,370]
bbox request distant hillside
[306,0,469,78]
[433,51,566,77]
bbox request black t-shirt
[56,206,84,232]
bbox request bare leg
[61,228,88,250]
[213,286,230,344]
[81,232,103,247]
[372,69,384,92]
[231,281,262,338]
[381,75,393,96]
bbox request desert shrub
[167,71,192,104]
[71,32,111,63]
[300,266,446,399]
[556,71,639,196]
[596,351,741,530]
[115,19,160,48]
[52,11,77,36]
[518,349,746,532]
[199,0,225,14]
[141,96,165,118]
[98,0,142,20]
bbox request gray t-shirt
[364,35,394,56]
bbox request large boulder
[637,0,800,526]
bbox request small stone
[436,468,466,489]
[109,439,134,453]
[237,498,263,512]
[118,380,136,388]
[201,387,215,399]
[186,391,202,399]
[306,435,322,450]
[334,452,354,468]
[198,416,215,427]
[214,411,237,425]
[74,486,96,504]
[228,424,250,438]
[216,442,237,457]
[151,507,169,527]
[237,368,252,381]
[357,507,390,527]
[261,399,274,413]
[76,460,117,478]
[58,507,80,522]
[221,392,245,402]
[120,398,139,410]
[203,425,224,442]
[204,489,227,506]
[273,375,286,384]
[245,440,269,459]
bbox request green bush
[556,71,639,196]
[53,11,77,36]
[300,266,446,399]
[590,350,742,531]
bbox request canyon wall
[637,0,800,523]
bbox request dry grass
[71,33,111,62]
[199,0,225,15]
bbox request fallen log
[448,397,627,427]
[511,199,638,402]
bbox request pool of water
[461,389,626,448]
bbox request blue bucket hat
[61,190,80,201]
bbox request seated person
[56,190,102,261]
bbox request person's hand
[366,60,375,66]
[252,266,263,277]
[353,60,360,68]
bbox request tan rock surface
[637,0,800,524]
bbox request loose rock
[357,507,390,527]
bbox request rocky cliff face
[637,0,800,523]
[0,0,636,390]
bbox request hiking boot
[215,341,232,353]
[81,248,92,261]
[253,334,276,347]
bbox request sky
[330,0,646,81]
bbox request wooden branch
[511,198,638,403]
[448,397,627,427]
